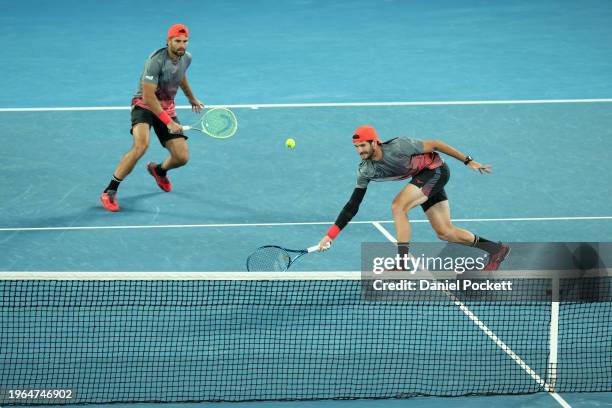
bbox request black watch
[463,155,473,165]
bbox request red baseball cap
[167,24,189,39]
[352,125,380,143]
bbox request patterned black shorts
[410,162,450,212]
[130,106,187,147]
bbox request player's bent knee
[132,143,149,158]
[391,200,404,216]
[435,228,454,242]
[175,153,189,166]
[391,200,414,216]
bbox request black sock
[397,242,410,270]
[104,175,122,193]
[472,235,502,255]
[397,242,410,257]
[155,163,167,177]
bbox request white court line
[370,221,572,408]
[450,290,571,408]
[1,98,612,112]
[0,215,609,232]
[372,221,397,243]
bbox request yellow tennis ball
[285,138,296,149]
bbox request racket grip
[182,125,192,131]
[307,243,330,253]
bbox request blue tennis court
[1,1,611,407]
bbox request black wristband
[463,155,473,165]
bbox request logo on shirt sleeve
[145,75,154,80]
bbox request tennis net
[1,271,610,404]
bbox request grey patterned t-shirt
[131,47,192,117]
[356,138,444,188]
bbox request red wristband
[158,111,172,125]
[326,224,341,240]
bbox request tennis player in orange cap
[100,23,204,212]
[318,125,510,271]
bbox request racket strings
[246,247,291,271]
[203,109,237,138]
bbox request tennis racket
[182,108,238,139]
[246,243,330,272]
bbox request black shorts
[130,105,188,147]
[409,163,450,212]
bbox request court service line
[0,215,609,232]
[1,98,612,112]
[370,222,572,408]
[451,292,571,408]
[372,221,397,243]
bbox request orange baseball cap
[167,24,189,39]
[352,125,380,143]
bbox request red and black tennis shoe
[483,244,511,271]
[100,190,120,212]
[146,162,172,192]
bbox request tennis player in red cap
[318,126,510,271]
[100,23,204,212]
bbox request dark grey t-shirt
[356,138,444,188]
[132,47,192,116]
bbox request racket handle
[182,125,192,131]
[307,243,330,253]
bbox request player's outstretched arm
[421,139,492,174]
[318,187,367,251]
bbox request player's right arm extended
[318,187,367,250]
